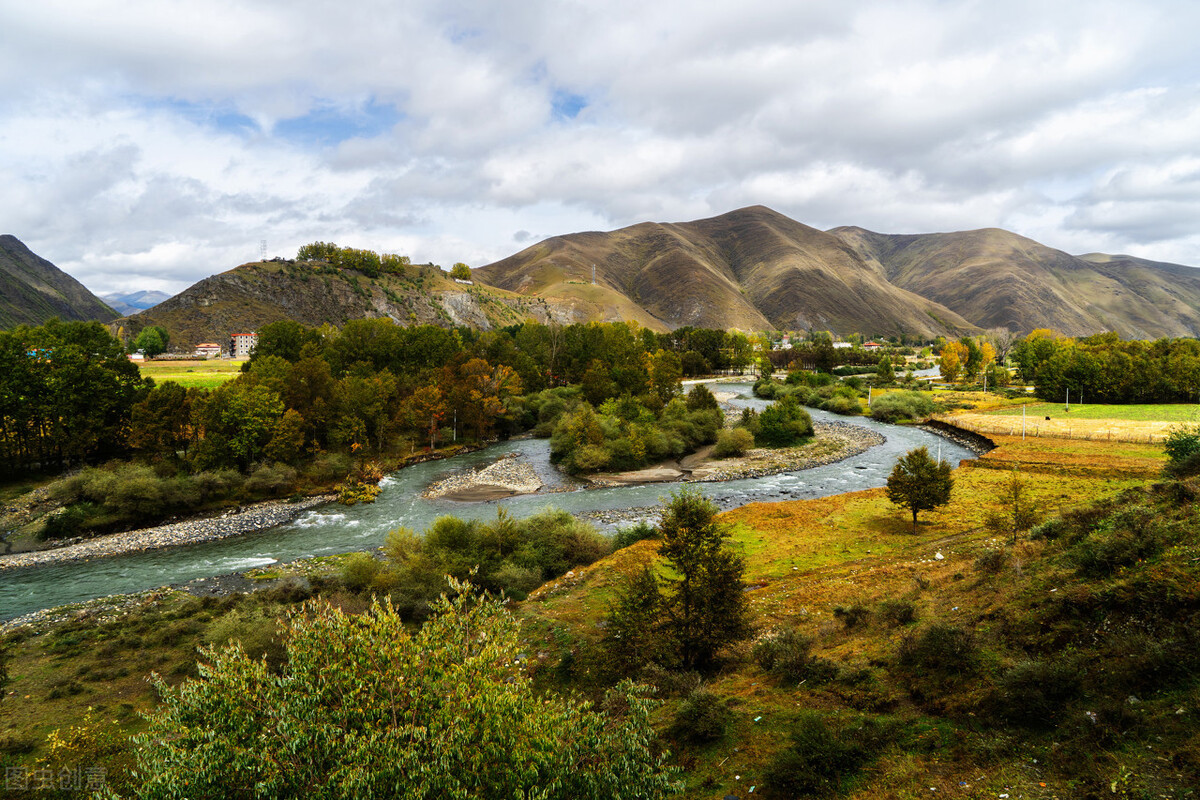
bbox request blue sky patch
[273,97,402,147]
[552,90,588,120]
[144,97,259,136]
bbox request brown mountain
[115,260,562,350]
[0,235,117,329]
[830,227,1200,338]
[475,206,977,338]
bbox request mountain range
[8,206,1200,342]
[101,290,172,317]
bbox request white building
[230,332,258,359]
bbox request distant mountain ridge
[475,207,1200,338]
[0,235,117,328]
[101,290,171,317]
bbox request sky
[2,0,1199,296]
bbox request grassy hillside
[831,226,1200,338]
[0,235,117,329]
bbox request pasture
[138,359,244,388]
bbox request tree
[657,489,753,669]
[131,582,680,799]
[755,394,814,448]
[875,356,895,384]
[939,342,963,383]
[886,446,953,531]
[133,326,168,357]
[450,262,472,281]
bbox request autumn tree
[939,341,965,383]
[450,262,472,280]
[886,447,953,531]
[131,583,681,799]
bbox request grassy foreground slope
[2,434,1195,798]
[525,438,1197,799]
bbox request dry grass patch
[938,410,1174,444]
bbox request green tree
[657,489,753,669]
[131,582,680,799]
[755,394,814,448]
[133,325,169,357]
[875,356,895,384]
[450,262,472,280]
[886,447,953,531]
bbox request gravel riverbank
[689,421,885,482]
[0,495,335,572]
[422,453,545,500]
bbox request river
[0,383,974,622]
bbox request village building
[194,343,222,358]
[229,332,258,359]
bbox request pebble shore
[0,495,334,572]
[690,421,885,482]
[422,453,544,498]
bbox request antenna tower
[259,240,268,260]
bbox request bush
[40,502,99,540]
[753,628,837,685]
[712,427,755,458]
[896,624,977,677]
[833,603,871,629]
[990,658,1081,728]
[877,599,916,627]
[340,552,383,593]
[613,521,658,550]
[669,687,731,744]
[869,391,936,423]
[819,394,863,416]
[973,548,1008,574]
[763,712,870,797]
[755,395,814,447]
[245,463,299,496]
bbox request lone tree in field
[659,489,753,669]
[450,262,472,280]
[886,446,953,531]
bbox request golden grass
[936,410,1173,443]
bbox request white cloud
[1,0,1199,296]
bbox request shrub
[755,395,814,447]
[990,658,1081,727]
[753,628,837,685]
[869,391,935,423]
[712,427,755,458]
[877,599,916,627]
[613,521,658,550]
[340,552,383,593]
[896,624,977,677]
[40,502,99,540]
[763,712,870,797]
[973,548,1008,574]
[669,687,731,744]
[834,603,871,629]
[820,394,863,415]
[245,463,299,496]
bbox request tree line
[1011,330,1200,403]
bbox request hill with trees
[0,236,117,329]
[112,255,565,351]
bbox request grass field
[138,359,245,388]
[984,401,1200,422]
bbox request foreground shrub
[763,712,871,797]
[132,584,681,799]
[669,687,731,744]
[877,599,916,627]
[753,628,837,685]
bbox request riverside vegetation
[4,326,1200,796]
[3,417,1198,797]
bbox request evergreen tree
[886,447,953,531]
[658,490,753,669]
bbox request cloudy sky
[3,0,1199,295]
